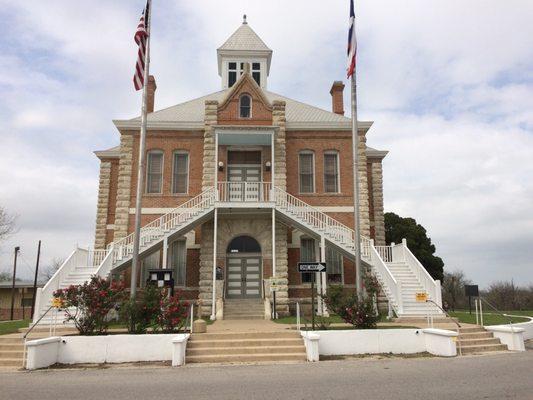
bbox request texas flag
[347,0,357,78]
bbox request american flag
[347,0,357,78]
[133,1,150,91]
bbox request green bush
[119,284,163,334]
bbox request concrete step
[190,332,300,341]
[0,350,24,358]
[459,327,486,333]
[0,358,23,367]
[186,353,307,363]
[0,344,23,351]
[188,338,303,349]
[458,332,494,339]
[187,345,305,356]
[0,338,24,345]
[458,338,501,346]
[460,343,508,354]
[223,315,264,320]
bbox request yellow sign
[51,297,64,308]
[415,292,428,302]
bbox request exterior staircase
[186,331,306,363]
[458,326,508,354]
[224,299,264,320]
[32,184,444,325]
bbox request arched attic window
[227,236,261,253]
[239,94,252,118]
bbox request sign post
[464,285,479,314]
[298,262,327,330]
[270,277,282,320]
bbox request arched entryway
[226,235,262,299]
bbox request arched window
[239,94,251,118]
[227,236,261,253]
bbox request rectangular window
[299,153,315,193]
[146,152,163,194]
[326,247,343,284]
[141,250,160,287]
[228,62,237,87]
[252,62,261,85]
[324,152,340,193]
[172,152,189,194]
[300,238,316,284]
[169,240,186,286]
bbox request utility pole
[31,240,41,318]
[10,246,20,321]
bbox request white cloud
[0,0,531,286]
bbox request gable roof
[218,69,272,111]
[114,89,372,132]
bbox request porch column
[210,208,218,320]
[162,236,168,269]
[320,235,329,316]
[272,209,276,277]
[214,131,219,199]
[271,131,275,195]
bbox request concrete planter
[25,333,190,370]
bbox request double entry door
[226,255,262,298]
[227,165,262,202]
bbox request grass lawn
[0,319,31,335]
[273,313,389,325]
[449,310,532,325]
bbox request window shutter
[147,152,163,194]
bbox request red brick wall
[217,79,272,125]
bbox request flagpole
[351,74,363,297]
[130,0,152,299]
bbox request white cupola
[217,15,273,90]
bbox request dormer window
[239,94,251,118]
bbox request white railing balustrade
[375,246,393,263]
[88,249,108,267]
[217,181,272,203]
[369,245,402,314]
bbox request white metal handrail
[109,188,216,264]
[217,181,272,203]
[273,187,372,260]
[400,241,442,308]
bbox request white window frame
[326,246,344,284]
[323,150,341,193]
[298,150,315,194]
[146,150,164,194]
[171,150,189,195]
[300,237,316,284]
[239,94,252,119]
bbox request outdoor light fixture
[218,161,224,171]
[265,161,271,171]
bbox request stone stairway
[458,326,508,354]
[223,299,264,320]
[186,331,307,363]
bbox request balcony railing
[217,181,272,203]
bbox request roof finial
[243,14,247,24]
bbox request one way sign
[298,262,327,273]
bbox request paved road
[1,352,532,400]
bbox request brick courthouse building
[92,19,388,317]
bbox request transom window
[146,150,163,194]
[240,94,252,118]
[172,151,189,194]
[324,151,340,193]
[299,151,315,193]
[227,236,261,253]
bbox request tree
[384,212,444,281]
[442,270,471,311]
[0,272,12,281]
[0,207,16,242]
[41,257,65,281]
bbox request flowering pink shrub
[54,276,125,335]
[157,294,189,333]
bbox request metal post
[210,209,218,320]
[320,235,328,317]
[314,240,322,316]
[311,273,316,330]
[130,0,153,299]
[10,246,20,320]
[475,297,479,325]
[479,299,484,327]
[31,240,41,318]
[271,130,275,196]
[272,209,276,277]
[162,236,168,269]
[350,75,362,296]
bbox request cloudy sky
[0,0,531,287]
